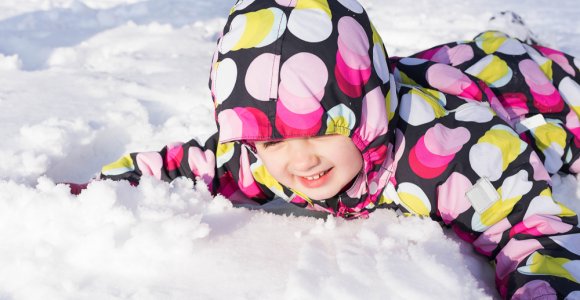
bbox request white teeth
[305,170,327,181]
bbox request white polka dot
[455,104,494,123]
[497,39,526,55]
[469,143,503,181]
[214,58,237,104]
[369,182,378,194]
[288,8,332,43]
[399,57,427,66]
[256,8,287,48]
[337,0,364,13]
[543,143,564,174]
[399,92,436,126]
[373,44,389,84]
[219,15,246,54]
[233,0,256,11]
[559,77,580,106]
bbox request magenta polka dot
[338,37,371,69]
[275,100,323,137]
[235,107,272,138]
[335,51,371,85]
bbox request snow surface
[0,0,579,299]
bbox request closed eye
[262,141,282,148]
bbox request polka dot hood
[208,0,398,217]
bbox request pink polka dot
[423,124,471,156]
[535,45,576,76]
[430,46,451,64]
[278,82,324,114]
[280,52,328,98]
[188,147,216,186]
[414,136,455,168]
[335,50,372,85]
[416,46,444,61]
[238,148,264,198]
[437,172,473,224]
[426,64,474,96]
[217,109,243,142]
[275,100,322,137]
[165,143,184,171]
[275,0,297,7]
[337,17,369,56]
[245,53,281,101]
[357,86,388,143]
[519,59,553,92]
[335,62,362,98]
[512,280,556,300]
[499,93,529,120]
[448,44,474,66]
[235,107,272,138]
[408,145,450,179]
[136,152,163,180]
[338,37,371,70]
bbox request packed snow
[1,0,579,299]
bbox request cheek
[257,153,287,180]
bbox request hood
[209,0,399,218]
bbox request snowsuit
[99,0,580,298]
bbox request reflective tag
[465,177,500,214]
[515,114,547,134]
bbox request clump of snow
[0,0,579,299]
[0,53,22,70]
[0,177,494,299]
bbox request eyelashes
[261,141,282,149]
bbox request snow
[0,0,579,299]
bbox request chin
[303,190,340,201]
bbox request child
[89,0,580,298]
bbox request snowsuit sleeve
[407,30,580,175]
[99,133,272,204]
[388,81,580,298]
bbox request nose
[288,139,320,173]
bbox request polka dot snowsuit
[100,0,580,298]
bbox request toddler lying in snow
[76,0,580,298]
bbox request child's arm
[97,133,270,204]
[405,31,580,175]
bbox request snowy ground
[0,0,579,299]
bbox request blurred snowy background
[0,0,579,299]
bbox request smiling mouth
[298,168,333,189]
[303,169,330,181]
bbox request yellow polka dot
[296,0,332,17]
[479,128,522,171]
[476,55,510,84]
[398,192,430,216]
[233,9,275,51]
[101,155,134,176]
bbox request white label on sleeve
[515,114,547,134]
[465,177,500,214]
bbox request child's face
[255,135,363,201]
